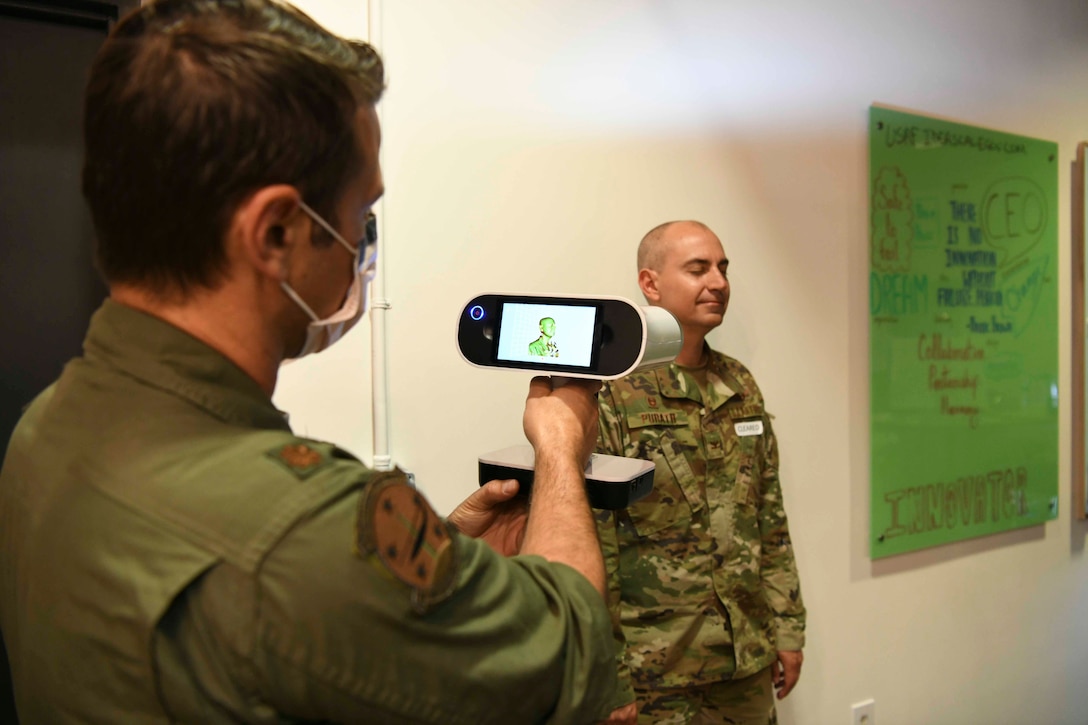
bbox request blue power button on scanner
[469,305,485,321]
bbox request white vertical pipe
[367,0,393,472]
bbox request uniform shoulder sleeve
[242,468,619,724]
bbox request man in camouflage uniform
[596,221,806,725]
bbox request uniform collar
[652,345,743,410]
[82,299,292,431]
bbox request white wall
[278,1,1088,723]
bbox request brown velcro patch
[355,470,458,613]
[266,442,329,479]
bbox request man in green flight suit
[529,316,560,358]
[596,221,806,725]
[0,1,618,722]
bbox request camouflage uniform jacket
[595,347,805,700]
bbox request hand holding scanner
[460,293,674,509]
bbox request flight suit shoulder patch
[354,470,459,613]
[265,442,332,480]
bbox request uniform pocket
[623,441,697,538]
[732,436,758,508]
[627,495,689,538]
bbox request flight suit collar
[83,299,291,432]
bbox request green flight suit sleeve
[170,476,619,724]
[595,383,637,709]
[756,414,806,652]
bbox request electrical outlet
[851,698,875,725]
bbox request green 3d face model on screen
[527,317,559,358]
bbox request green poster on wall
[869,105,1058,558]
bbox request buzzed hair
[637,220,713,271]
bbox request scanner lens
[469,305,485,321]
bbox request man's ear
[638,268,661,303]
[231,185,307,282]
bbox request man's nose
[707,269,727,290]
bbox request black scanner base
[478,459,653,510]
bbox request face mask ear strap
[279,281,320,322]
[298,200,356,257]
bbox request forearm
[758,418,806,645]
[520,452,606,597]
[759,507,805,646]
[758,515,807,650]
[761,544,806,649]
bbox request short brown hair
[82,0,384,294]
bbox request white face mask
[281,201,378,361]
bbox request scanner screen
[495,302,598,368]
